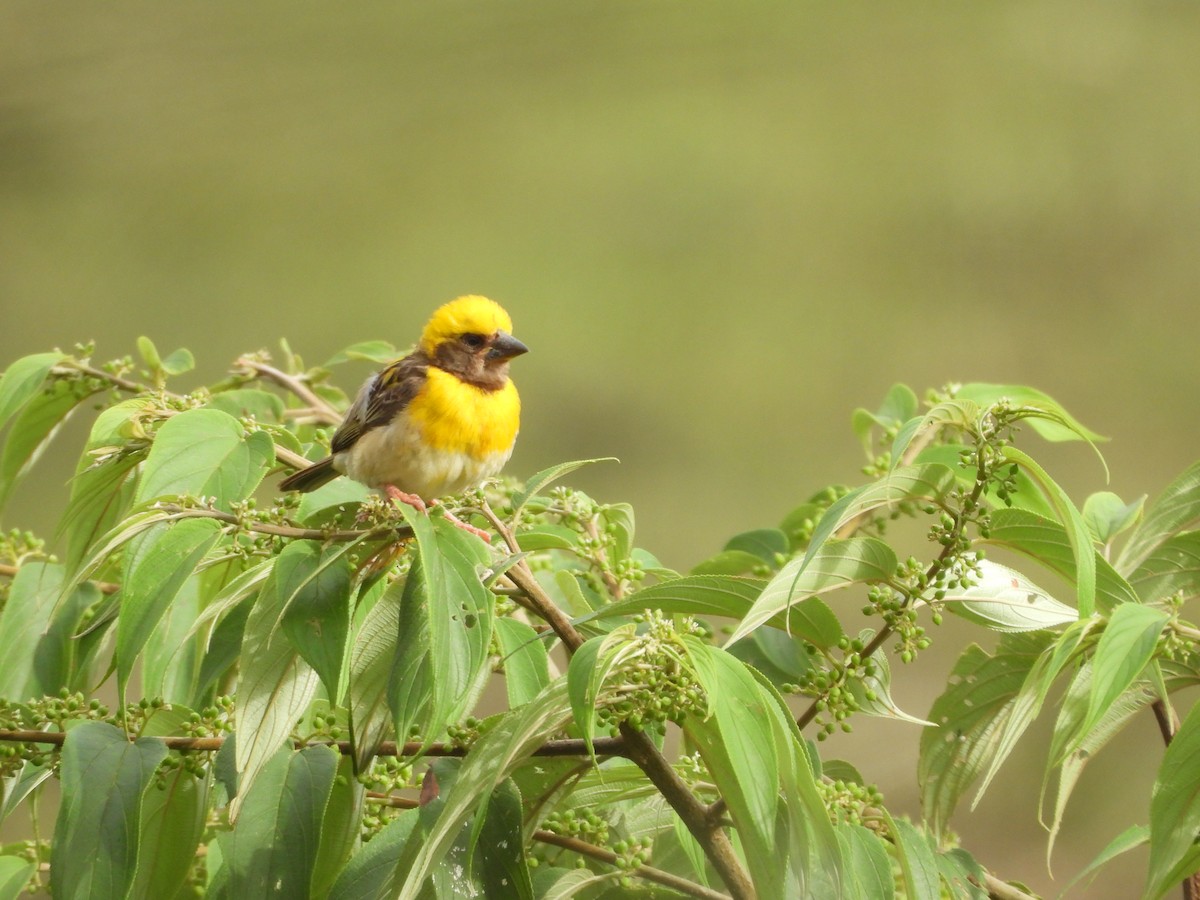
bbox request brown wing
[330,352,429,454]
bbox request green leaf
[918,635,1048,837]
[955,383,1105,443]
[967,619,1095,810]
[1083,491,1145,546]
[115,518,222,701]
[601,503,634,563]
[689,548,767,576]
[1,762,52,825]
[132,765,207,900]
[1062,824,1148,898]
[328,809,418,900]
[475,779,534,900]
[276,541,355,701]
[324,340,399,366]
[136,407,275,508]
[1079,603,1168,744]
[681,638,782,898]
[512,524,581,552]
[798,463,956,579]
[52,721,169,900]
[391,679,575,900]
[887,816,940,900]
[160,347,195,376]
[495,617,551,709]
[0,856,34,900]
[888,399,979,470]
[1001,446,1096,616]
[939,559,1078,632]
[567,628,633,759]
[206,388,286,422]
[217,745,338,900]
[0,351,64,433]
[233,573,321,820]
[1118,459,1200,573]
[310,755,364,898]
[58,448,143,575]
[852,383,919,454]
[838,823,894,900]
[136,336,162,370]
[848,643,934,726]
[582,573,763,623]
[936,848,987,899]
[1146,702,1200,898]
[348,581,400,771]
[0,562,100,699]
[725,537,894,647]
[1044,662,1157,860]
[0,379,92,511]
[509,458,619,521]
[724,528,789,564]
[389,506,493,752]
[980,507,1137,613]
[1130,531,1200,607]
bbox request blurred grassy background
[3,2,1200,895]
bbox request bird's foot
[383,487,491,542]
[384,485,428,514]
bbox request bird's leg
[384,484,428,513]
[383,486,491,542]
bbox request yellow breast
[406,367,521,459]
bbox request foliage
[1,342,1199,899]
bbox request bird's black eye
[461,333,486,349]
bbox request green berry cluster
[446,716,482,749]
[611,837,653,887]
[180,695,236,739]
[818,778,885,829]
[791,637,878,740]
[596,613,707,734]
[541,808,610,847]
[0,691,110,777]
[358,757,415,841]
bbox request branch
[0,729,628,759]
[234,357,343,425]
[483,501,757,900]
[155,504,409,543]
[365,792,729,900]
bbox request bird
[279,295,528,539]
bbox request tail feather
[279,457,340,493]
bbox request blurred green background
[3,2,1200,896]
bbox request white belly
[333,415,512,499]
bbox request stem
[484,501,756,900]
[155,504,408,543]
[234,357,343,424]
[0,729,628,758]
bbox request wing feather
[330,353,428,454]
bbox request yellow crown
[419,295,514,354]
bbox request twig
[234,357,342,425]
[0,729,628,759]
[365,791,729,900]
[483,500,757,900]
[154,504,408,543]
[51,361,145,394]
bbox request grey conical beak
[488,331,529,360]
